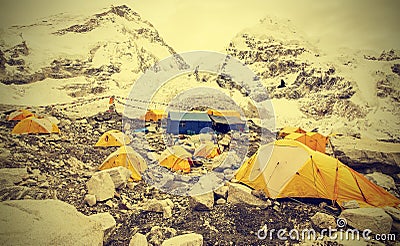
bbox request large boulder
[340,208,393,234]
[0,199,104,245]
[188,192,214,211]
[98,167,132,189]
[0,168,28,187]
[364,172,396,190]
[227,183,266,208]
[161,233,203,246]
[311,212,337,229]
[86,172,115,201]
[331,137,400,168]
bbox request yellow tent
[12,116,60,134]
[95,130,131,147]
[158,146,192,173]
[99,146,147,181]
[207,109,241,118]
[7,109,35,121]
[278,126,306,138]
[193,142,221,158]
[284,132,328,153]
[235,139,400,208]
[144,109,166,122]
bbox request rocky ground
[0,105,399,246]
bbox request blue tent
[167,111,213,135]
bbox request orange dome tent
[7,109,35,121]
[144,109,166,122]
[95,130,131,147]
[235,139,400,208]
[158,146,192,173]
[99,146,147,181]
[277,126,306,138]
[284,132,328,153]
[12,116,60,134]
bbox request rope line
[1,95,181,111]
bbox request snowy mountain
[0,4,179,104]
[225,16,400,142]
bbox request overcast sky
[1,0,399,53]
[134,0,400,53]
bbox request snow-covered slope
[225,16,400,142]
[0,4,177,105]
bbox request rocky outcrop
[311,212,337,229]
[331,137,400,169]
[227,182,267,208]
[86,172,115,201]
[188,192,214,211]
[98,167,132,189]
[340,208,393,235]
[365,172,396,190]
[88,213,116,242]
[0,199,105,245]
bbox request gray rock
[0,168,28,187]
[84,194,97,206]
[89,213,116,242]
[214,185,228,199]
[141,198,174,218]
[147,226,177,246]
[188,192,214,211]
[0,199,104,245]
[161,233,203,246]
[0,148,11,160]
[340,208,393,234]
[311,212,337,229]
[189,173,223,196]
[365,172,396,190]
[342,200,360,209]
[129,233,148,246]
[86,172,115,201]
[227,183,267,208]
[384,206,400,221]
[99,167,132,189]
